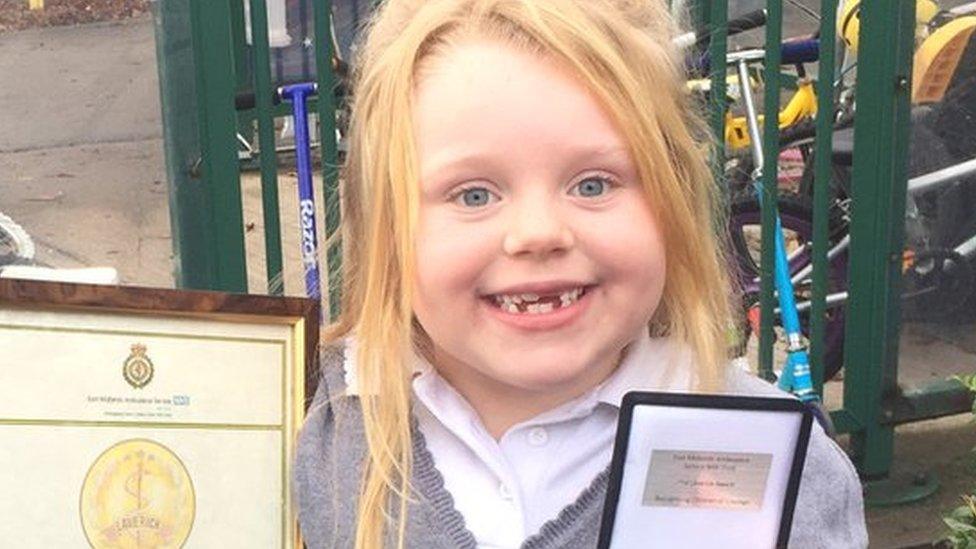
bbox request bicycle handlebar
[673,8,768,50]
[727,9,769,37]
[780,38,820,66]
[234,83,324,111]
[689,37,820,73]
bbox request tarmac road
[0,16,171,286]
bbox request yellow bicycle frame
[725,78,818,150]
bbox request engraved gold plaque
[80,439,195,548]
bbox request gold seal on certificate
[122,343,154,389]
[80,439,195,548]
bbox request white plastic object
[0,266,120,285]
[244,0,292,49]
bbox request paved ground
[2,9,976,548]
[0,17,170,286]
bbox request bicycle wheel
[726,191,849,381]
[0,211,35,266]
[726,120,853,199]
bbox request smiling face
[412,39,667,419]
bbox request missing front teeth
[492,287,584,314]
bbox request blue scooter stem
[753,182,819,403]
[279,83,322,301]
[772,216,818,402]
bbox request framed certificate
[0,279,319,548]
[598,392,813,549]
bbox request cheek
[413,212,499,302]
[590,201,666,284]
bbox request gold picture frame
[0,279,319,548]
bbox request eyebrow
[419,142,635,190]
[420,149,502,183]
[424,142,630,169]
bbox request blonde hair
[326,0,734,546]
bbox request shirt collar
[592,332,695,408]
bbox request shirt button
[498,482,513,500]
[527,427,549,446]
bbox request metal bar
[179,0,249,291]
[153,0,207,289]
[312,0,343,321]
[759,0,783,384]
[907,156,976,195]
[725,49,771,64]
[950,1,976,15]
[792,234,848,285]
[830,408,864,435]
[786,0,820,21]
[249,0,285,295]
[281,83,323,300]
[811,0,838,396]
[230,0,249,93]
[794,291,847,313]
[707,0,728,174]
[844,0,916,478]
[883,380,975,426]
[737,60,765,176]
[956,232,976,260]
[300,0,312,79]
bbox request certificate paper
[598,392,813,549]
[0,280,318,549]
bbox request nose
[502,196,574,258]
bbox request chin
[496,356,594,391]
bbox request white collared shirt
[410,334,695,548]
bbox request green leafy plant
[956,374,976,414]
[944,495,976,548]
[942,375,976,548]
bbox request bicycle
[0,211,35,268]
[726,2,976,380]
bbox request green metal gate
[154,0,976,497]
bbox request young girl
[295,0,868,547]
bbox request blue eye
[456,187,495,207]
[574,177,608,197]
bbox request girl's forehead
[413,39,631,162]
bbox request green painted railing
[694,0,973,497]
[154,0,342,319]
[156,0,974,490]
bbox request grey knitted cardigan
[294,346,868,548]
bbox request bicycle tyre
[0,211,35,265]
[726,191,848,381]
[726,120,853,199]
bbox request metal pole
[249,0,285,295]
[312,0,343,322]
[811,0,838,396]
[759,0,783,383]
[845,0,915,481]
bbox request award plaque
[0,279,319,548]
[598,392,813,549]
